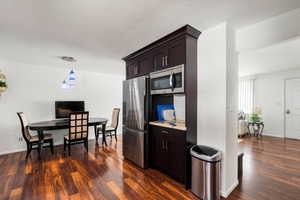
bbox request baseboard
[221,180,239,198]
[0,148,26,156]
[262,131,284,138]
[0,134,111,156]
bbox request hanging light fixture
[68,70,76,87]
[61,80,69,89]
[59,56,77,89]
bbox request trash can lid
[190,145,222,162]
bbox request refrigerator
[122,76,149,168]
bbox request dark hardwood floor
[0,135,300,200]
[228,136,300,200]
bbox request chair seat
[97,126,115,133]
[64,133,88,140]
[30,134,53,142]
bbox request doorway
[285,78,300,139]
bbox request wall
[245,68,300,138]
[0,59,124,155]
[225,24,239,195]
[237,8,300,52]
[198,22,238,197]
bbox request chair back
[111,108,120,130]
[17,112,32,143]
[69,111,89,140]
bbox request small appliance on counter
[149,104,187,131]
[156,104,176,121]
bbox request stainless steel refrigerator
[122,76,149,168]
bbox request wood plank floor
[0,135,300,200]
[228,136,300,200]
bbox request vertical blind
[239,79,254,114]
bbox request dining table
[28,117,108,159]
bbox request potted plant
[249,113,261,122]
[0,81,7,93]
[0,72,7,94]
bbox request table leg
[247,124,251,136]
[259,124,264,138]
[37,130,44,160]
[94,125,99,143]
[102,123,107,146]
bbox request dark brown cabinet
[123,25,201,188]
[123,26,199,79]
[153,47,168,71]
[153,38,186,71]
[138,54,154,75]
[126,54,154,79]
[167,38,186,68]
[126,61,139,79]
[150,125,187,183]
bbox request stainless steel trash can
[190,145,222,200]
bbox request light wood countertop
[149,121,187,131]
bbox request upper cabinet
[126,53,154,79]
[123,25,201,80]
[126,61,138,79]
[153,47,168,71]
[167,38,186,68]
[153,38,185,71]
[139,54,154,76]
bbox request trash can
[190,145,222,200]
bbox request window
[239,79,254,114]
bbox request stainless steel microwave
[150,65,184,95]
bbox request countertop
[149,121,187,131]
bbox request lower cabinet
[150,125,187,183]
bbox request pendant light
[68,70,76,87]
[61,80,69,89]
[59,56,77,89]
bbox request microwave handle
[169,73,173,89]
[170,73,176,91]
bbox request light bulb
[61,80,69,89]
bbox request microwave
[150,65,184,95]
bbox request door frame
[283,77,300,138]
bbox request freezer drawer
[123,127,147,168]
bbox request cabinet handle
[162,57,164,67]
[134,65,138,75]
[165,56,168,66]
[161,140,165,150]
[161,130,169,134]
[166,141,168,151]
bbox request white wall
[237,8,300,52]
[244,68,300,138]
[198,22,238,197]
[0,59,124,155]
[225,24,239,195]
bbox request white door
[285,79,300,139]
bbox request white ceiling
[1,0,300,74]
[239,37,300,77]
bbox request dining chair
[17,112,54,158]
[97,108,120,142]
[64,111,89,156]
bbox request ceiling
[239,37,300,76]
[1,0,300,74]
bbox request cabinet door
[138,54,154,75]
[150,126,169,172]
[167,38,186,68]
[126,61,139,79]
[166,130,186,183]
[153,48,168,71]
